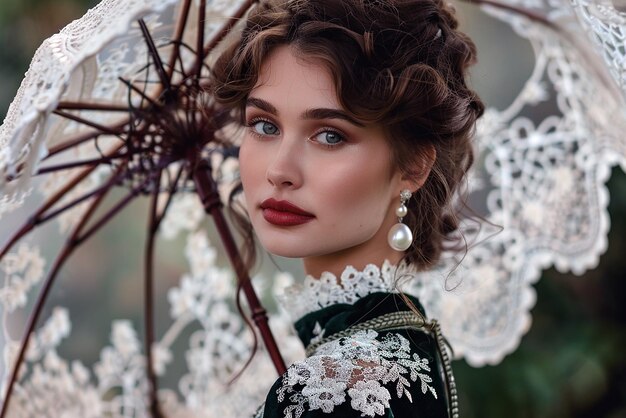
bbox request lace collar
[277,259,415,321]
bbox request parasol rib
[0,148,124,260]
[56,102,131,112]
[118,77,161,108]
[195,0,207,82]
[166,0,192,82]
[74,166,165,246]
[0,165,125,418]
[53,110,126,136]
[145,170,164,418]
[203,0,259,57]
[171,42,191,82]
[36,152,128,175]
[155,164,185,226]
[462,0,556,27]
[169,41,213,82]
[44,119,129,159]
[138,19,172,94]
[462,0,619,95]
[38,173,125,225]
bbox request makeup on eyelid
[245,116,348,148]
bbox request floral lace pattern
[278,260,412,320]
[0,230,305,418]
[1,0,626,415]
[276,330,436,418]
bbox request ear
[400,144,436,193]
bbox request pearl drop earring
[388,189,413,251]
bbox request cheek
[239,138,263,191]
[316,155,392,221]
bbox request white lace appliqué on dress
[276,330,436,418]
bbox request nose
[266,137,302,189]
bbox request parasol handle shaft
[192,159,288,375]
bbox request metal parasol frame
[2,0,626,416]
[0,0,288,417]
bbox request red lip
[260,198,315,226]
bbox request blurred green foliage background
[0,0,624,417]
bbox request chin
[257,234,322,259]
[252,222,315,258]
[253,220,382,260]
[258,236,368,260]
[261,243,309,259]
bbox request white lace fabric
[1,0,626,416]
[269,263,440,417]
[275,330,437,418]
[277,260,413,321]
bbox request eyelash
[311,128,347,149]
[245,117,348,149]
[246,117,278,139]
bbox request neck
[303,246,403,278]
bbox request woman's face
[239,45,409,275]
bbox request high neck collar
[277,259,415,321]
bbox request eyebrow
[303,108,365,127]
[245,97,365,127]
[246,97,277,115]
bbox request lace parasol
[0,0,625,416]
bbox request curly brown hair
[211,0,484,270]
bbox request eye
[313,130,345,146]
[250,120,280,136]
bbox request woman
[212,0,484,416]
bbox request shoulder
[261,329,448,418]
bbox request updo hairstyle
[212,0,485,270]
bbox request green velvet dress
[254,262,454,418]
